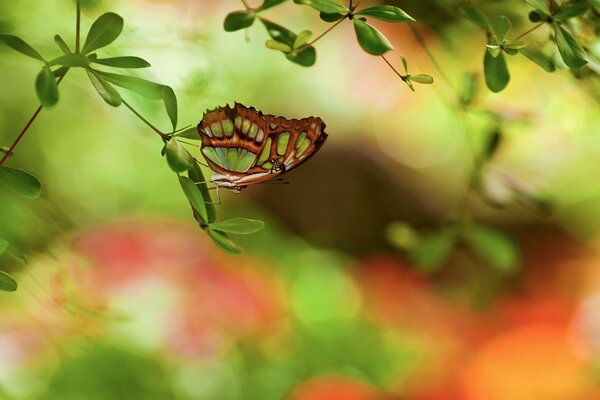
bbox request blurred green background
[1,0,600,399]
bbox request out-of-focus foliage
[0,0,600,399]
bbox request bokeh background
[1,0,600,399]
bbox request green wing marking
[202,147,258,173]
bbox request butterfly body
[198,103,327,191]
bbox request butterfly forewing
[198,103,327,189]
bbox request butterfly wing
[198,103,327,188]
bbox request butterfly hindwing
[198,103,327,189]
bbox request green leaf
[486,43,501,57]
[292,0,349,14]
[410,231,455,272]
[48,53,90,67]
[353,18,393,56]
[82,12,124,54]
[484,49,510,92]
[188,160,216,224]
[495,16,511,41]
[0,240,8,255]
[35,65,59,107]
[554,3,588,20]
[463,224,519,274]
[52,66,70,78]
[408,74,434,84]
[224,11,256,32]
[459,5,492,32]
[174,126,201,140]
[209,218,265,235]
[91,56,151,68]
[293,30,312,49]
[54,34,72,54]
[5,244,26,263]
[554,23,588,69]
[165,139,193,172]
[0,34,45,62]
[260,19,317,66]
[519,47,555,72]
[178,175,208,224]
[86,69,122,107]
[206,229,243,255]
[0,271,17,292]
[94,71,164,99]
[266,39,292,52]
[502,40,527,50]
[320,12,346,22]
[260,0,288,11]
[484,128,502,158]
[355,5,415,23]
[525,0,550,15]
[162,86,178,132]
[528,10,545,22]
[0,167,41,198]
[386,221,420,250]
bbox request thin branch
[240,0,253,11]
[380,54,407,81]
[295,16,348,53]
[121,99,169,142]
[0,72,69,166]
[76,0,81,53]
[514,21,545,41]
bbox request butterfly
[197,103,328,191]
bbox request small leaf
[484,49,510,92]
[52,66,70,78]
[174,126,201,140]
[525,0,550,15]
[260,0,288,11]
[82,12,124,54]
[293,30,312,49]
[554,23,588,69]
[224,11,256,32]
[484,128,502,158]
[401,55,408,74]
[528,10,545,22]
[86,69,122,107]
[495,16,512,41]
[502,40,527,50]
[353,18,393,56]
[0,167,41,198]
[0,34,45,62]
[409,74,434,84]
[207,229,243,255]
[410,231,455,272]
[179,175,208,224]
[463,224,520,274]
[54,34,72,54]
[320,12,345,22]
[266,39,292,52]
[386,221,420,250]
[0,240,8,255]
[355,5,415,23]
[460,5,493,32]
[165,139,193,172]
[6,244,26,263]
[553,3,588,20]
[162,86,178,132]
[260,19,317,66]
[209,218,265,235]
[188,160,216,224]
[486,43,501,57]
[0,271,17,292]
[460,72,479,106]
[94,71,164,99]
[292,0,349,14]
[91,56,151,68]
[48,53,90,67]
[35,65,59,107]
[519,47,555,72]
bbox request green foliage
[355,5,415,23]
[554,23,588,69]
[353,18,393,56]
[0,167,42,199]
[292,0,349,14]
[81,12,124,54]
[206,229,243,255]
[0,271,17,292]
[178,175,209,225]
[0,34,45,62]
[223,11,256,32]
[35,65,60,106]
[484,49,510,93]
[165,139,194,173]
[463,224,520,274]
[86,69,122,106]
[90,56,151,68]
[209,218,266,235]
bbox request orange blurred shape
[460,324,596,400]
[290,377,395,400]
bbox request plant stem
[240,0,253,11]
[514,21,545,41]
[76,0,81,53]
[380,54,407,81]
[0,72,69,166]
[121,99,169,142]
[295,16,348,53]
